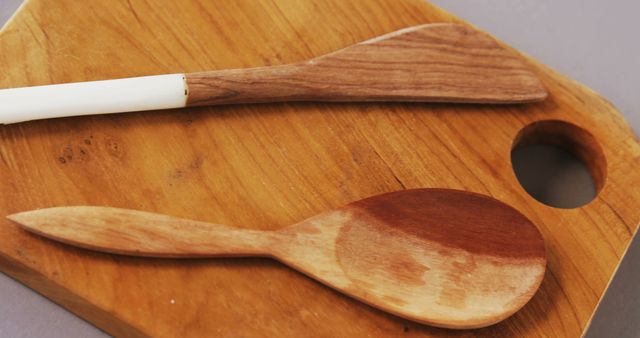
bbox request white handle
[0,74,188,124]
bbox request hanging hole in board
[511,120,606,209]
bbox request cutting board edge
[0,249,147,337]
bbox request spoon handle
[7,206,276,258]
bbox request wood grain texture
[0,0,639,337]
[7,189,546,329]
[186,24,547,105]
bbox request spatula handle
[8,206,276,258]
[0,24,548,124]
[0,65,307,124]
[0,74,189,124]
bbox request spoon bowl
[7,189,546,329]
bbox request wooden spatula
[0,23,546,124]
[7,189,546,329]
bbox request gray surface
[1,1,639,337]
[0,273,107,338]
[431,0,640,135]
[0,0,20,25]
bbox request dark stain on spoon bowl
[343,189,545,259]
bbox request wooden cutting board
[0,0,638,337]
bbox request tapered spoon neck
[7,207,282,258]
[196,227,282,258]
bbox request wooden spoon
[0,24,547,124]
[7,189,546,329]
